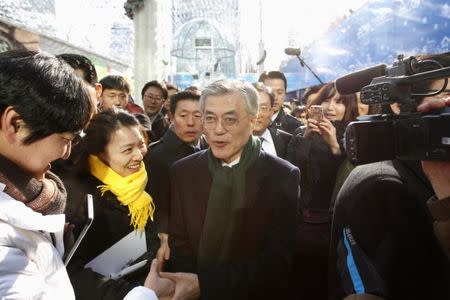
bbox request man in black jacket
[145,90,205,264]
[160,80,300,300]
[261,71,303,134]
[141,80,169,141]
[252,82,292,159]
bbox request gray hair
[200,79,259,116]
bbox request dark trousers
[293,209,331,300]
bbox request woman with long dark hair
[287,82,359,300]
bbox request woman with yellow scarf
[67,110,159,300]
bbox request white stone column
[131,0,172,105]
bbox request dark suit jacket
[149,111,168,142]
[270,108,303,134]
[268,127,292,159]
[168,150,300,299]
[145,129,205,232]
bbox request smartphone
[64,194,94,266]
[309,105,324,121]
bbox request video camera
[335,54,450,165]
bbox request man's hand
[156,233,170,272]
[144,259,175,298]
[419,97,450,200]
[416,97,450,113]
[160,271,200,300]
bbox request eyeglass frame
[143,92,165,102]
[202,113,251,131]
[257,104,273,113]
[62,132,82,147]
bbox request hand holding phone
[304,105,324,137]
[309,105,324,122]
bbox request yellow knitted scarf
[88,154,155,233]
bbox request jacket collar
[163,127,188,148]
[163,127,205,151]
[150,110,165,122]
[0,182,65,233]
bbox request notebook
[84,230,147,277]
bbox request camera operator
[329,52,450,300]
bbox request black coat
[144,129,205,232]
[270,108,303,134]
[51,142,88,226]
[149,111,168,142]
[67,174,159,300]
[287,124,346,210]
[329,160,450,300]
[168,150,300,299]
[268,127,292,159]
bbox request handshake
[130,258,199,300]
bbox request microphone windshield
[284,48,301,56]
[335,64,387,94]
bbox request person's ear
[168,111,174,122]
[1,107,25,143]
[95,83,103,99]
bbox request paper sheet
[85,230,147,277]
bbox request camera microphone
[335,64,387,94]
[285,47,324,84]
[284,48,302,56]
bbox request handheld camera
[335,54,450,165]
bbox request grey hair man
[160,79,300,300]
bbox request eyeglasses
[144,93,164,102]
[62,132,82,147]
[253,82,266,91]
[258,105,272,113]
[72,133,82,146]
[203,114,248,131]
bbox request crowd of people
[0,49,449,300]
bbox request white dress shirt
[260,129,277,156]
[271,110,280,122]
[222,156,241,167]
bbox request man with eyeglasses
[159,80,300,300]
[142,80,170,141]
[253,83,292,159]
